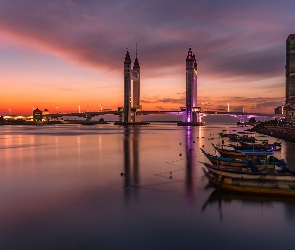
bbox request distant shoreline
[251,126,295,144]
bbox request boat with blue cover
[200,148,286,169]
[238,141,281,151]
[211,143,273,160]
[202,162,295,181]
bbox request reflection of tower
[123,127,140,201]
[184,127,195,202]
[132,127,140,189]
[184,47,198,123]
[123,51,132,123]
[123,128,131,190]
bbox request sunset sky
[1,0,295,115]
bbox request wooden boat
[231,145,276,153]
[200,148,285,169]
[238,134,256,143]
[218,130,237,138]
[202,167,295,197]
[202,162,295,182]
[218,132,234,138]
[211,143,273,160]
[227,133,239,141]
[239,141,281,151]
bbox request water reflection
[281,142,295,171]
[122,126,197,205]
[184,127,195,203]
[2,124,295,249]
[202,189,295,222]
[122,127,140,201]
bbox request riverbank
[251,126,295,144]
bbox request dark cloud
[155,106,165,110]
[203,46,285,78]
[0,0,294,79]
[255,101,285,109]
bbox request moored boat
[211,143,273,160]
[238,134,256,143]
[200,148,285,169]
[202,162,295,182]
[239,141,281,151]
[218,129,238,138]
[202,167,295,197]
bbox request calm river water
[1,123,295,249]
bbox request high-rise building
[285,34,295,105]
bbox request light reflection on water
[0,123,295,249]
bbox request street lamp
[9,108,11,115]
[100,104,102,112]
[78,106,80,113]
[56,106,58,113]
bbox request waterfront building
[33,108,42,122]
[43,109,49,115]
[284,106,295,122]
[283,34,295,121]
[286,34,295,105]
[274,105,284,114]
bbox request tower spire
[133,43,140,68]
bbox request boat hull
[203,163,295,182]
[202,168,295,197]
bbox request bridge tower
[183,47,198,123]
[120,49,142,124]
[123,50,132,122]
[131,46,142,122]
[133,46,140,109]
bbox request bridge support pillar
[131,106,142,123]
[85,114,93,122]
[237,116,246,126]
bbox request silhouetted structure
[283,34,295,121]
[33,108,43,122]
[133,45,140,110]
[123,50,132,123]
[286,34,295,105]
[184,47,198,123]
[178,47,203,126]
[117,48,143,125]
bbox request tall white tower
[185,47,198,123]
